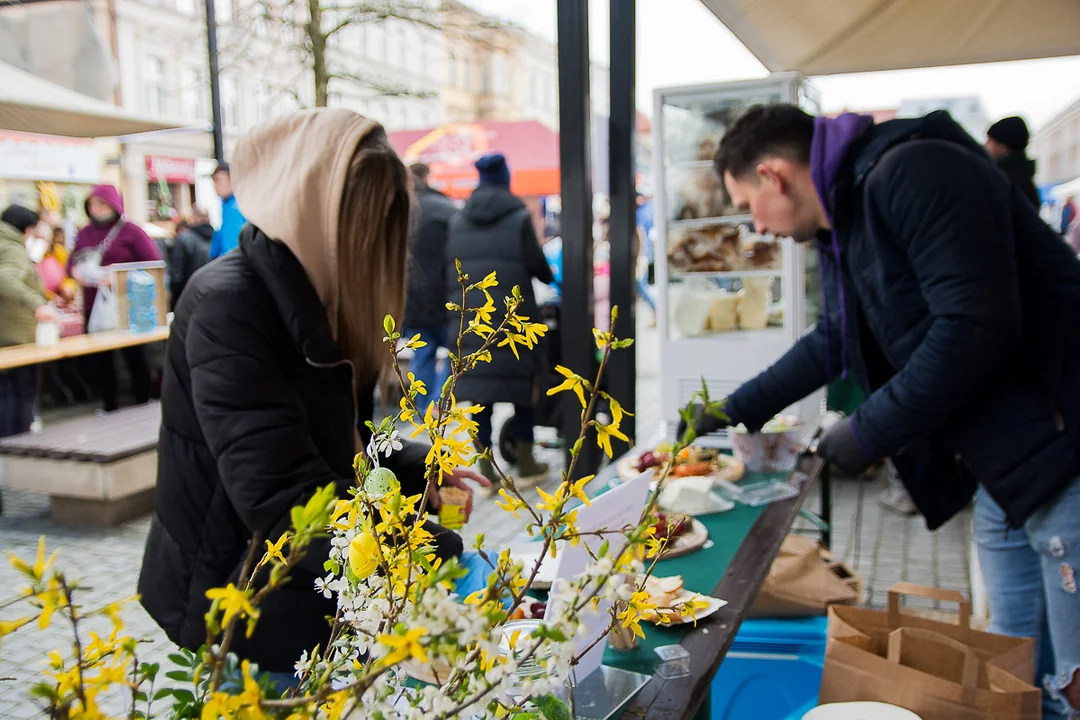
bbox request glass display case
[652,73,825,441]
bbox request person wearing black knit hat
[444,152,555,493]
[985,116,1041,209]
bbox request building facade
[897,96,990,141]
[1031,97,1080,187]
[1,0,446,222]
[441,1,608,130]
[1,0,622,222]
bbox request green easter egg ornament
[364,467,400,498]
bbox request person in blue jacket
[209,162,246,259]
[681,104,1080,717]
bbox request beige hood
[231,108,379,336]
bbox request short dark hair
[714,104,815,181]
[212,162,230,177]
[409,163,430,183]
[1,204,40,233]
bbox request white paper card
[545,470,653,681]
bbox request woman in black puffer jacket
[137,110,485,673]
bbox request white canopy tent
[0,61,190,138]
[700,0,1080,75]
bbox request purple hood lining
[809,113,874,382]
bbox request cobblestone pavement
[0,312,971,717]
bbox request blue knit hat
[475,153,511,188]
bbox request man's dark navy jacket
[727,112,1080,530]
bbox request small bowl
[730,414,807,473]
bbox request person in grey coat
[446,154,554,492]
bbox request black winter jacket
[404,185,457,329]
[138,227,460,671]
[168,224,212,310]
[727,112,1080,530]
[445,185,553,406]
[995,153,1041,209]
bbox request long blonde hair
[336,128,411,384]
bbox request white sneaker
[878,485,917,516]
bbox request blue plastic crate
[710,616,828,720]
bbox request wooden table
[618,452,825,720]
[0,327,170,371]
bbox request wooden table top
[618,452,825,720]
[0,326,170,371]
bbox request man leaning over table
[678,104,1080,717]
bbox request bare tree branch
[328,71,435,99]
[217,0,519,107]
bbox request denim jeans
[975,479,1080,718]
[403,325,449,411]
[474,405,535,448]
[635,273,656,313]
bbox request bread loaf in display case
[668,224,781,274]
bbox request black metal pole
[607,0,636,451]
[205,0,224,162]
[556,0,601,475]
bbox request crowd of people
[0,160,250,442]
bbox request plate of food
[616,445,745,485]
[650,511,708,559]
[637,574,727,625]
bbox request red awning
[388,120,560,199]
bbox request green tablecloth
[601,498,766,674]
[827,376,866,416]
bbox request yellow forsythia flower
[0,616,32,644]
[204,584,259,631]
[377,626,429,666]
[547,366,587,408]
[264,534,289,565]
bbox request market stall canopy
[388,120,560,199]
[0,61,189,138]
[701,0,1080,75]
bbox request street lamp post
[204,0,224,162]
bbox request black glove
[817,417,876,476]
[676,403,731,441]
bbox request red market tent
[388,120,560,200]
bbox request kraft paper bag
[819,582,1041,720]
[750,534,862,617]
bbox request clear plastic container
[713,477,800,507]
[654,644,691,679]
[127,270,157,333]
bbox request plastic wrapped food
[706,291,739,332]
[737,278,771,330]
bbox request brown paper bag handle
[887,627,979,706]
[887,582,971,632]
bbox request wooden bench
[0,403,160,526]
